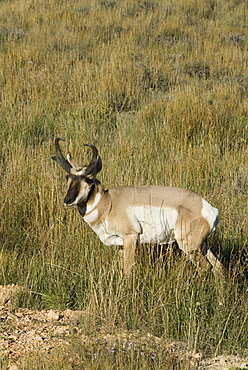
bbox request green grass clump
[0,0,247,367]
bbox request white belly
[129,206,178,244]
[84,205,178,247]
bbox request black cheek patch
[85,177,94,185]
[64,181,80,204]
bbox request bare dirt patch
[0,285,247,369]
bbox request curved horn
[51,138,72,173]
[84,144,102,176]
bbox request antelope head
[51,138,102,207]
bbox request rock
[8,365,19,370]
[47,310,60,321]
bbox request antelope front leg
[123,235,137,276]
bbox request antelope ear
[84,144,102,176]
[66,152,78,168]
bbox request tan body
[79,184,221,274]
[52,139,222,276]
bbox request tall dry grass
[0,0,247,367]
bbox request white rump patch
[201,198,219,232]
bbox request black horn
[51,138,72,173]
[84,144,102,176]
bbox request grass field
[0,0,247,368]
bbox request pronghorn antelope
[52,138,222,275]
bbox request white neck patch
[85,192,101,215]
